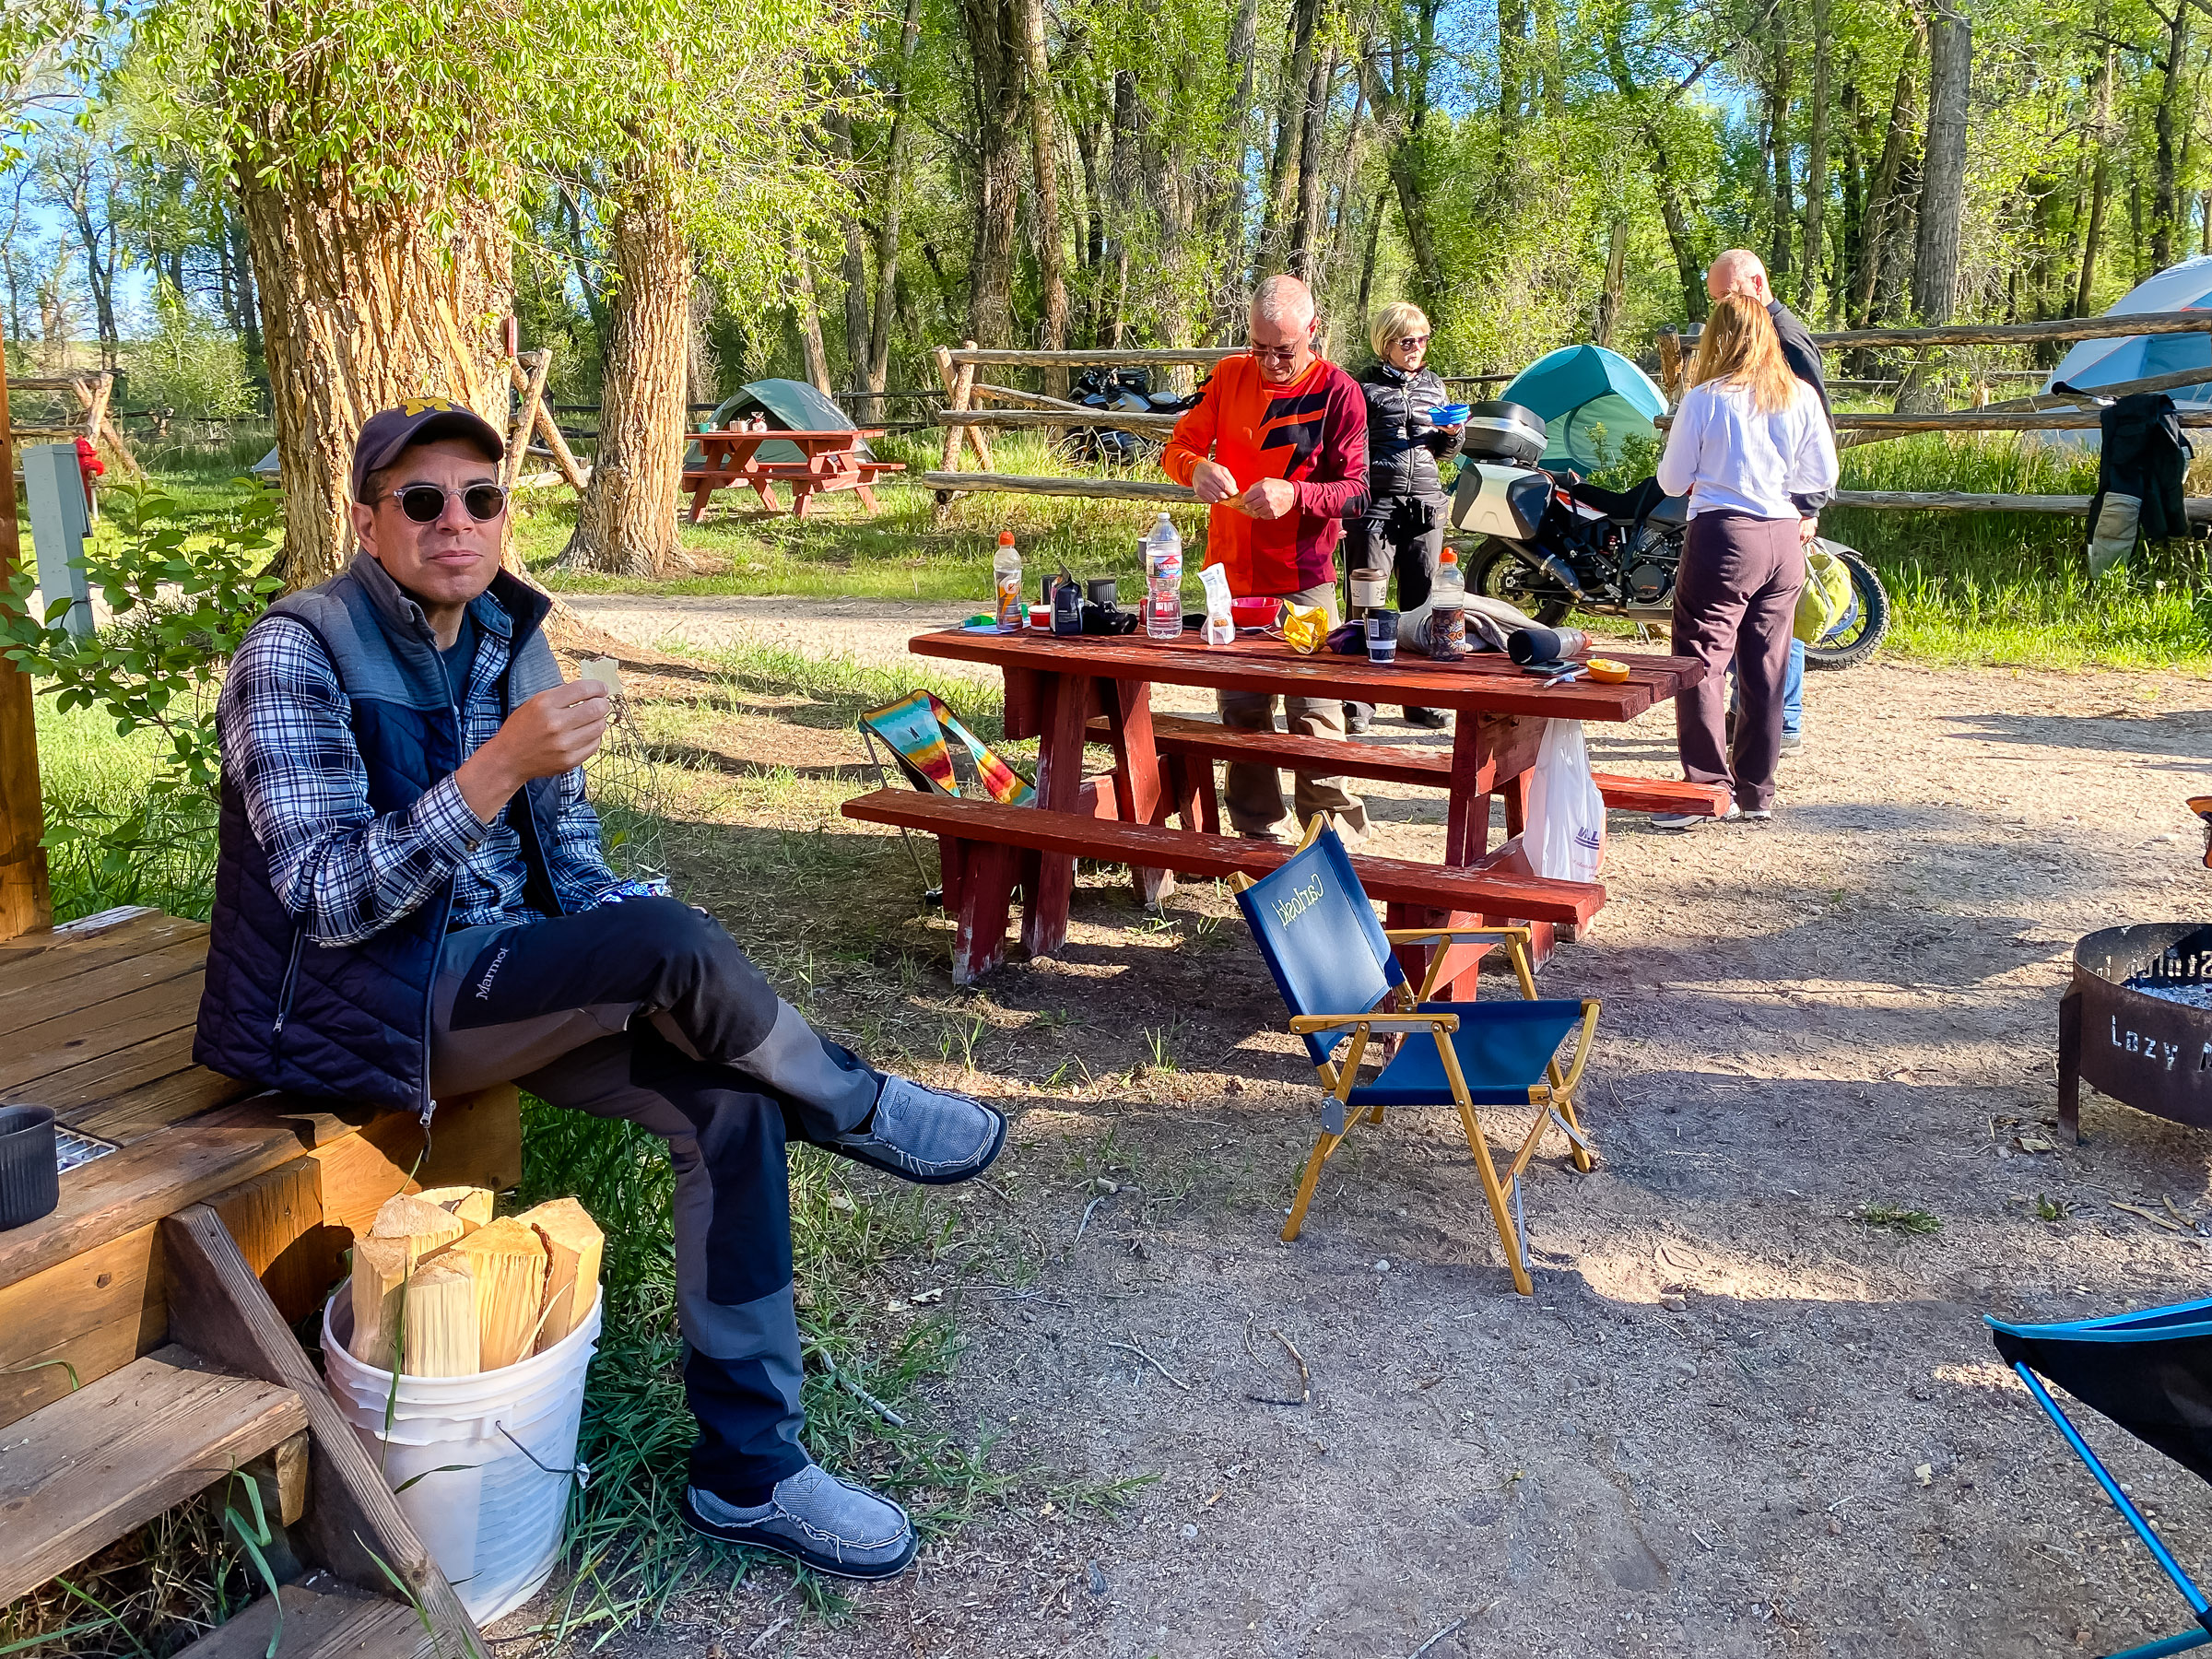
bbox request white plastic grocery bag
[1524,718,1606,882]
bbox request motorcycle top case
[1450,463,1556,541]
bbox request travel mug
[0,1104,59,1230]
[1365,608,1399,665]
[1348,567,1390,612]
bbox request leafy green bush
[1,479,281,910]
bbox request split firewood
[348,1234,412,1370]
[448,1216,550,1370]
[416,1185,494,1233]
[369,1192,465,1269]
[401,1259,480,1377]
[518,1197,605,1353]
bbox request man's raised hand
[1191,459,1241,505]
[454,681,609,822]
[1241,477,1298,521]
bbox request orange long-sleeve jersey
[1159,355,1369,597]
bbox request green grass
[1858,1202,1944,1236]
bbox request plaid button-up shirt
[218,611,619,947]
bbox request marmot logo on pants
[472,947,510,1000]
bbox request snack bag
[1277,604,1331,654]
[1199,565,1235,644]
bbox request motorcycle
[1061,366,1201,467]
[1444,400,1889,670]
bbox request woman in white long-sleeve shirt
[1652,295,1840,826]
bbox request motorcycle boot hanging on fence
[1444,402,1893,672]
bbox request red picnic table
[869,627,1713,992]
[683,428,904,522]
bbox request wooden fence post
[1656,328,1683,402]
[0,371,53,942]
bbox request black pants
[1346,492,1446,721]
[427,899,879,1494]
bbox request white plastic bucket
[323,1288,602,1623]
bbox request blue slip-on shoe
[681,1462,918,1580]
[825,1075,1007,1185]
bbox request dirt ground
[515,605,2212,1659]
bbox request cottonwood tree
[142,0,533,582]
[542,0,854,577]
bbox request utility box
[21,442,94,641]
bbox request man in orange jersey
[1161,276,1371,842]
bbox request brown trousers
[1670,512,1805,813]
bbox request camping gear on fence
[2041,254,2212,418]
[1229,818,1600,1290]
[324,1283,602,1623]
[1524,721,1606,883]
[0,1105,59,1229]
[2084,394,2195,575]
[1989,1298,2212,1659]
[858,689,1039,900]
[1499,345,1669,472]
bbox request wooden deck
[0,905,520,1432]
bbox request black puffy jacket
[1357,361,1458,504]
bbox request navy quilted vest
[195,557,566,1115]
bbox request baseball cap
[351,397,505,502]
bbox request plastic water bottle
[1143,512,1183,641]
[1430,546,1466,661]
[994,531,1023,632]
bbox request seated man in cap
[196,397,1006,1581]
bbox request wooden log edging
[1829,490,2212,519]
[920,471,1196,503]
[1808,310,2212,350]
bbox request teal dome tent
[1500,345,1669,472]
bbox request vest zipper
[271,926,306,1043]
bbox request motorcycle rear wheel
[1802,548,1890,671]
[1466,538,1575,626]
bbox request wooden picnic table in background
[683,428,904,522]
[902,627,1709,993]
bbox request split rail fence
[923,312,2212,524]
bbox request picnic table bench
[843,627,1712,991]
[683,427,904,522]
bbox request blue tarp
[1500,344,1669,471]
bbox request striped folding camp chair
[857,690,1035,900]
[1230,817,1599,1294]
[1991,1300,2212,1657]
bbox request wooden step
[0,1344,306,1605]
[170,1581,438,1659]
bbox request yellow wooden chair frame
[1231,816,1600,1297]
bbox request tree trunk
[825,109,871,392]
[1911,2,1968,324]
[1849,25,1920,330]
[1356,185,1388,318]
[234,164,512,585]
[560,157,688,579]
[1838,76,1865,307]
[794,241,835,396]
[228,209,263,373]
[1594,216,1629,345]
[1603,33,1706,321]
[1357,0,1446,315]
[1323,75,1370,282]
[960,0,1026,346]
[1018,0,1068,390]
[1288,50,1335,280]
[866,0,924,415]
[1766,3,1794,291]
[1802,0,1831,310]
[1262,0,1322,269]
[1498,0,1529,143]
[2151,0,2192,270]
[2077,44,2112,314]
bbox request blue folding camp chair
[1991,1300,2212,1657]
[1230,818,1599,1295]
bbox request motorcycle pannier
[1457,401,1547,465]
[1450,462,1556,541]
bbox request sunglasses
[1396,335,1430,348]
[1250,342,1308,363]
[381,482,508,523]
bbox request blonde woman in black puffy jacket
[1344,302,1464,733]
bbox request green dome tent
[688,379,873,468]
[1500,345,1669,472]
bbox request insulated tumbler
[1365,608,1399,665]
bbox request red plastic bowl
[1230,596,1281,630]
